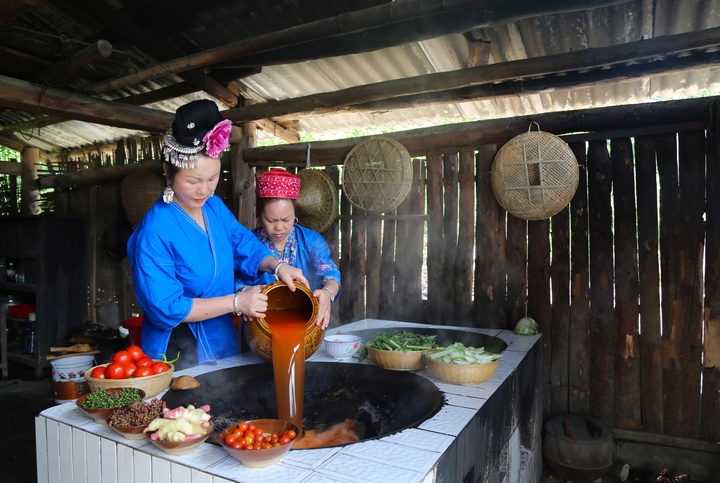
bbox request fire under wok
[162,362,445,447]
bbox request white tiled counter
[36,319,542,483]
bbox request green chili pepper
[159,351,180,364]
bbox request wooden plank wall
[333,125,719,443]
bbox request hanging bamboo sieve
[342,136,413,214]
[490,124,579,220]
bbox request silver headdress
[162,100,231,169]
[163,128,205,169]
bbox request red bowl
[219,419,298,468]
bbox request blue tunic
[127,195,267,364]
[235,224,341,295]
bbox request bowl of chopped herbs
[359,330,437,371]
[76,387,145,424]
[106,398,166,439]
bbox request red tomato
[136,356,153,368]
[123,362,137,377]
[105,362,127,379]
[90,366,106,379]
[151,361,170,374]
[134,366,153,378]
[112,350,132,365]
[126,345,145,362]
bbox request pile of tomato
[89,345,172,380]
[223,421,297,451]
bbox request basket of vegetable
[360,330,437,371]
[145,404,214,455]
[76,387,146,424]
[106,398,166,440]
[425,342,502,384]
[85,345,175,398]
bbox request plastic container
[50,354,96,404]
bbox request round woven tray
[491,128,578,220]
[342,137,413,214]
[121,170,163,227]
[296,169,337,233]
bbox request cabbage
[513,317,539,335]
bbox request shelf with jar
[0,217,89,378]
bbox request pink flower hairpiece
[202,119,233,158]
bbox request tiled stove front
[36,319,542,483]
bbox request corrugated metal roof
[0,0,719,154]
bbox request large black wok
[162,362,444,446]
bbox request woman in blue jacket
[127,101,308,369]
[234,168,340,330]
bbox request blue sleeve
[215,202,268,278]
[128,225,193,331]
[298,226,341,298]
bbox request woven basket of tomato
[85,345,175,398]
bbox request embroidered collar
[258,226,297,266]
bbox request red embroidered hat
[257,168,301,199]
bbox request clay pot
[243,281,322,364]
[543,414,614,483]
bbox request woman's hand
[234,290,269,319]
[275,263,309,291]
[312,288,333,329]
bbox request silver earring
[163,185,174,204]
[294,217,299,224]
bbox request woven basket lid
[342,136,413,214]
[121,170,163,227]
[491,126,579,220]
[296,169,338,233]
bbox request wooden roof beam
[0,0,42,25]
[0,74,173,132]
[85,0,627,94]
[69,0,238,107]
[220,25,720,123]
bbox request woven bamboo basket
[491,126,578,220]
[296,168,338,233]
[367,347,426,371]
[342,137,413,214]
[121,170,163,227]
[426,357,499,385]
[85,361,174,398]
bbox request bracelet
[273,261,286,280]
[323,286,335,303]
[232,291,241,316]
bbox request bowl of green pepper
[76,387,145,424]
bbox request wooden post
[234,124,256,229]
[20,147,40,215]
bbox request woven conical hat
[296,169,337,233]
